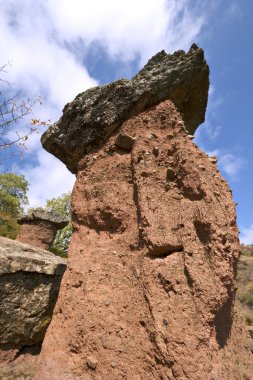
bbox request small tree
[0,172,29,238]
[45,193,72,257]
[45,192,71,218]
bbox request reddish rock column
[16,210,68,251]
[33,46,252,380]
[34,102,252,380]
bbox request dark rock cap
[18,209,69,229]
[41,44,209,173]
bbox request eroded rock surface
[41,44,209,173]
[17,210,69,251]
[34,100,252,379]
[0,237,66,345]
[0,344,40,380]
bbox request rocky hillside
[236,245,253,328]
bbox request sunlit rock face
[34,47,252,380]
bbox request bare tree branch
[0,62,50,164]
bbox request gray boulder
[0,237,66,345]
[41,44,209,173]
[18,209,69,229]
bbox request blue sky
[0,0,252,243]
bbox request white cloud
[195,85,223,145]
[45,0,207,65]
[0,0,209,87]
[0,0,215,204]
[218,153,245,181]
[0,7,97,107]
[240,224,253,245]
[13,150,75,207]
[195,81,245,183]
[0,0,98,159]
[195,143,245,182]
[197,122,222,142]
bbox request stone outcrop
[0,344,40,380]
[41,44,209,173]
[236,249,253,327]
[17,209,69,251]
[33,46,252,379]
[0,236,66,346]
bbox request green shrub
[240,285,253,307]
[245,316,253,326]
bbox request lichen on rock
[0,237,66,346]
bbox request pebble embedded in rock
[87,356,98,370]
[166,167,175,180]
[115,133,136,151]
[167,147,174,156]
[152,147,159,157]
[209,156,218,164]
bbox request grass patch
[241,245,253,256]
[240,285,253,307]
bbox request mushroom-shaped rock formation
[41,44,209,173]
[16,209,69,251]
[34,47,252,380]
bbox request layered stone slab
[0,237,66,345]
